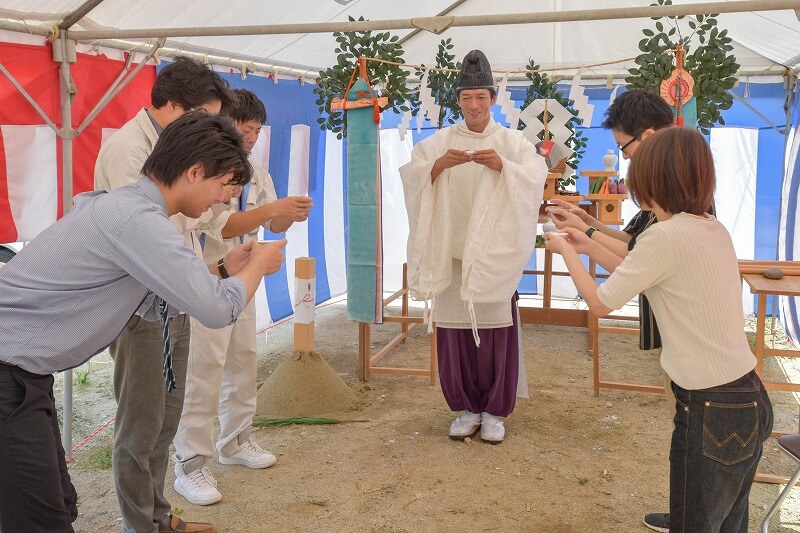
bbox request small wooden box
[588,194,628,224]
[542,172,560,200]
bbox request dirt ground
[61,298,800,532]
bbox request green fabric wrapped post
[677,97,698,130]
[345,78,383,324]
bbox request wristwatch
[217,258,229,279]
[585,226,598,239]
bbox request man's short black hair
[601,89,674,136]
[142,111,251,187]
[227,89,267,125]
[151,56,236,112]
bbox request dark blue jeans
[669,370,773,533]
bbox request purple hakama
[436,294,520,417]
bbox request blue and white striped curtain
[779,85,800,344]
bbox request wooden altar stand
[741,260,800,484]
[358,264,437,384]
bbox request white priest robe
[400,119,547,332]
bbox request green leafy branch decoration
[410,38,462,129]
[625,0,739,133]
[314,16,411,139]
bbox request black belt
[0,360,15,367]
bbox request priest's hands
[431,148,503,180]
[471,149,503,172]
[431,149,471,180]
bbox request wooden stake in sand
[294,257,315,353]
[256,257,358,418]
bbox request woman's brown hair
[626,127,715,216]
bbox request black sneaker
[643,513,669,532]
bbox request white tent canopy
[1,0,799,80]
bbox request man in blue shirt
[0,111,286,533]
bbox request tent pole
[774,83,796,334]
[0,62,59,132]
[397,0,470,44]
[57,32,76,459]
[58,0,107,30]
[66,0,800,40]
[75,38,163,135]
[727,89,788,135]
[0,19,787,81]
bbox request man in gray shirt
[0,111,286,533]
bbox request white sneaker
[218,437,277,469]
[173,464,222,506]
[480,412,505,444]
[448,411,481,440]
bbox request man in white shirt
[94,57,236,533]
[173,89,311,505]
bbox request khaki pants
[112,314,190,533]
[173,299,258,466]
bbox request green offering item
[252,417,343,428]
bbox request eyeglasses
[617,134,640,156]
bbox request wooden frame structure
[591,260,800,398]
[742,262,800,484]
[529,185,664,396]
[358,264,437,384]
[590,314,665,395]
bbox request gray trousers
[111,314,190,533]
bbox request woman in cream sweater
[546,127,773,533]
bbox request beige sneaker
[448,412,481,440]
[173,460,222,506]
[218,436,277,469]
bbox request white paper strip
[496,72,521,130]
[293,276,316,324]
[568,68,594,127]
[398,108,412,141]
[609,85,621,106]
[519,98,574,174]
[418,69,441,127]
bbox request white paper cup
[542,221,558,233]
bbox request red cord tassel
[373,101,380,124]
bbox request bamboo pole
[65,1,800,41]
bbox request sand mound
[256,351,358,417]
